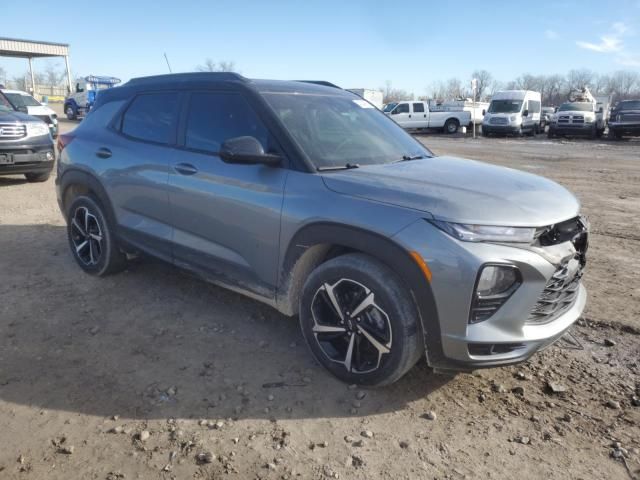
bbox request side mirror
[598,107,603,113]
[17,105,28,114]
[554,107,558,113]
[482,109,486,116]
[390,108,398,115]
[522,109,529,117]
[220,136,281,167]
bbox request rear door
[412,102,427,128]
[168,90,288,298]
[96,91,180,260]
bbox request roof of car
[124,72,347,95]
[0,89,30,95]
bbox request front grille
[620,113,640,122]
[528,216,588,325]
[558,115,570,124]
[572,115,584,124]
[527,261,582,324]
[490,117,508,125]
[0,123,27,139]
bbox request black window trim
[116,90,183,147]
[412,102,425,113]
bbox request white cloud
[576,35,622,53]
[544,29,559,40]
[576,22,638,65]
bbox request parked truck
[64,75,121,120]
[347,89,384,109]
[548,87,610,139]
[384,100,471,133]
[428,98,489,125]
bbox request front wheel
[299,253,423,386]
[65,104,77,120]
[66,195,127,276]
[444,119,459,134]
[25,171,50,183]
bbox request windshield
[488,99,523,114]
[5,92,41,108]
[262,92,433,169]
[558,102,593,112]
[617,100,640,110]
[383,102,398,113]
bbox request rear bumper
[0,137,55,176]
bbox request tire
[25,171,50,183]
[65,104,77,121]
[66,195,127,276]
[482,129,489,137]
[589,125,597,139]
[299,253,423,387]
[444,118,459,134]
[547,129,555,139]
[516,126,524,137]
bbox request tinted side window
[122,93,179,144]
[413,103,425,113]
[185,92,269,153]
[396,103,409,114]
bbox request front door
[390,102,411,128]
[168,91,288,299]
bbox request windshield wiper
[395,154,426,163]
[317,163,360,171]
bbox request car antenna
[164,53,173,73]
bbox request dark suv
[608,100,640,139]
[56,73,587,386]
[0,101,55,182]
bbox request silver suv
[56,73,588,386]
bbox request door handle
[95,148,112,159]
[408,114,412,118]
[174,163,198,175]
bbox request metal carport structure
[0,37,72,95]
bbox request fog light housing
[469,265,521,324]
[45,151,54,161]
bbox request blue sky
[1,0,638,94]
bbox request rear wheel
[66,195,127,276]
[299,253,423,386]
[547,128,555,139]
[25,171,50,183]
[444,118,459,134]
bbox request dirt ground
[0,115,639,479]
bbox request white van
[482,90,542,136]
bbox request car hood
[321,156,580,227]
[0,110,38,122]
[25,105,56,116]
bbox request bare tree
[608,71,639,100]
[43,62,63,86]
[0,66,7,86]
[471,70,493,100]
[196,59,237,72]
[380,80,414,103]
[565,69,596,93]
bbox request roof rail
[295,80,342,89]
[126,72,248,86]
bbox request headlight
[584,116,595,123]
[470,265,522,323]
[431,220,536,243]
[27,122,50,137]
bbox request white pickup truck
[383,100,471,133]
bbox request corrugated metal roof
[0,37,69,58]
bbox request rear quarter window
[78,100,126,130]
[121,92,180,144]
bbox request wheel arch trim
[277,221,444,366]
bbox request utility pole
[164,53,172,73]
[471,78,478,139]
